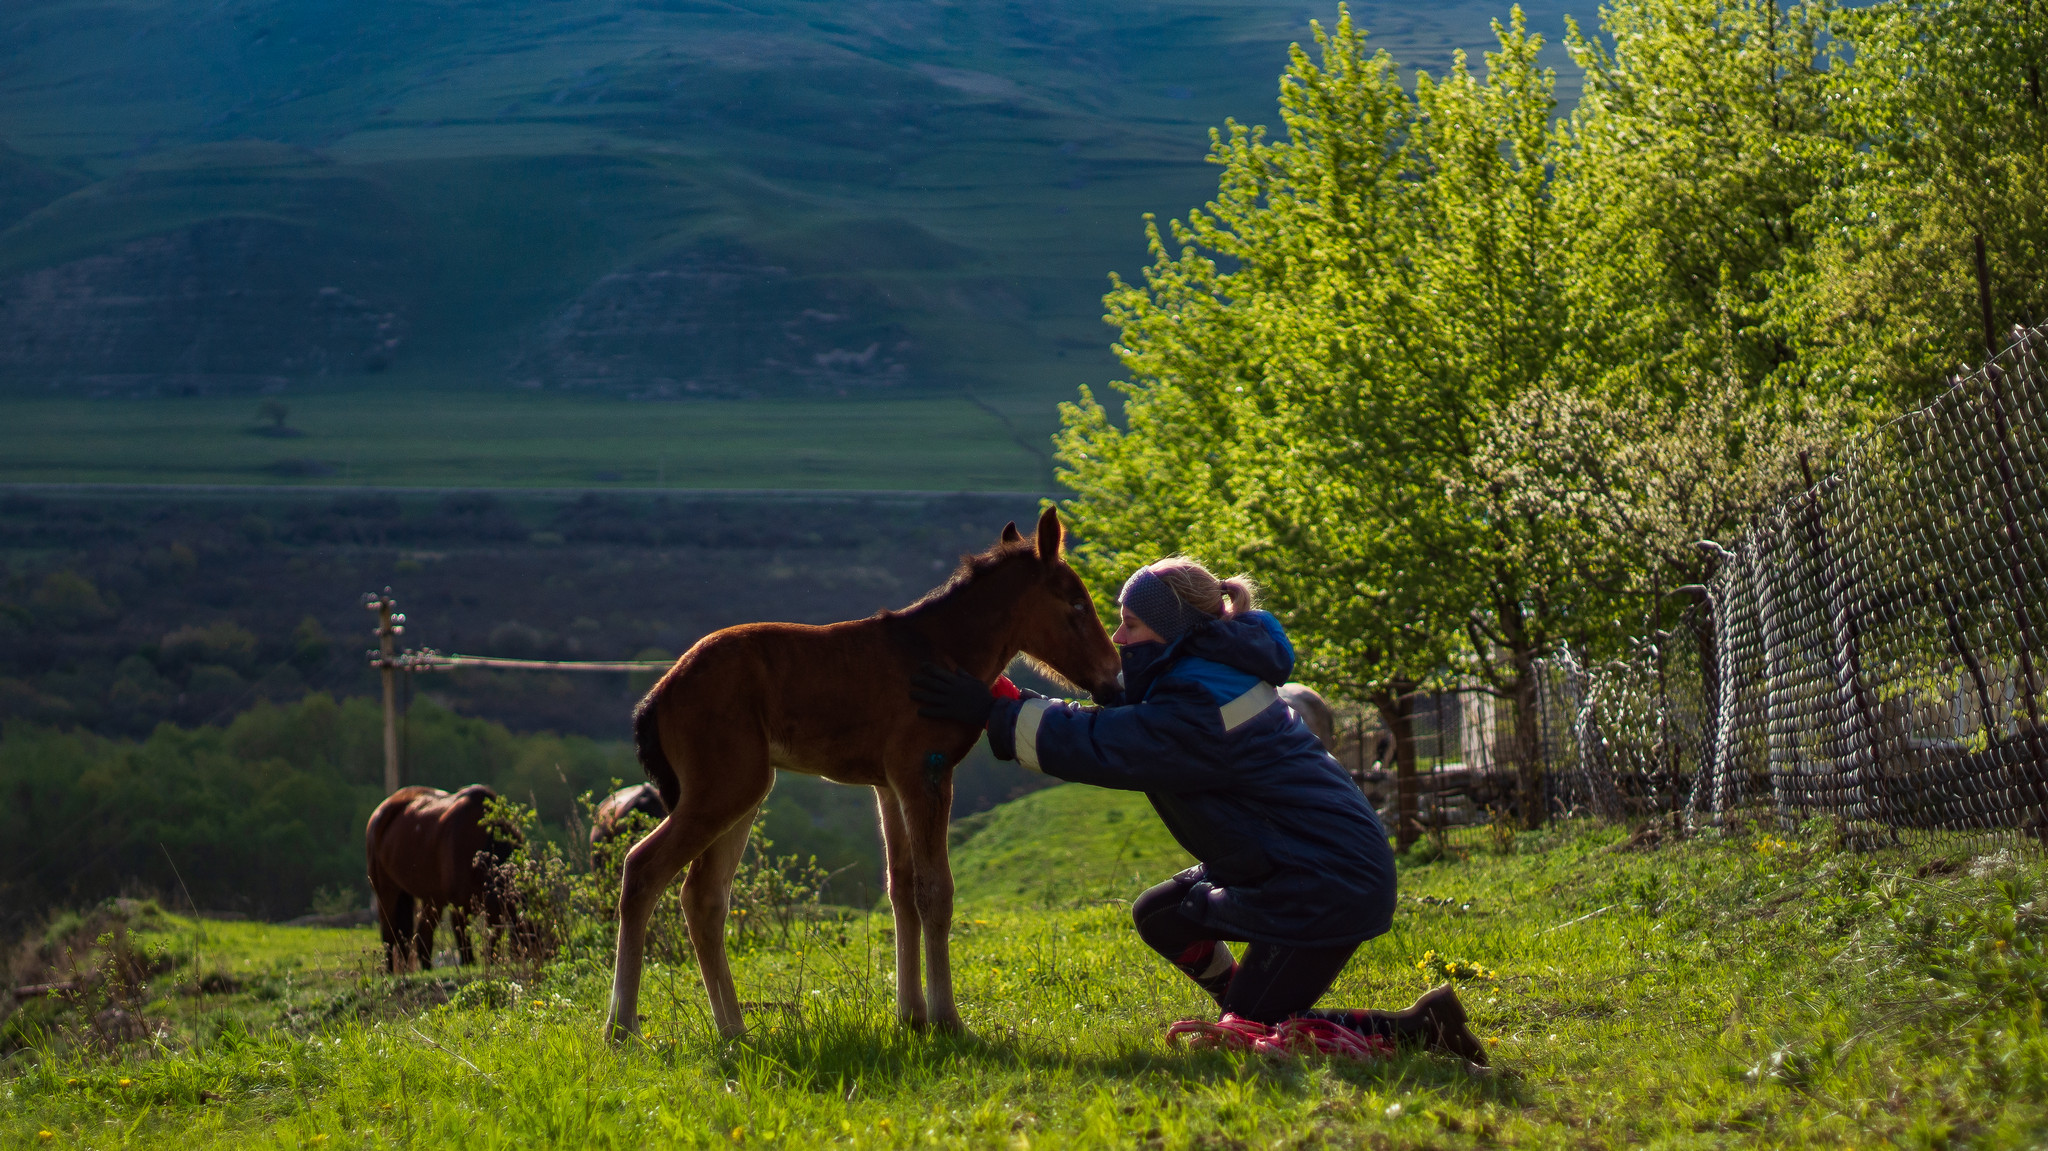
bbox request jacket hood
[1177,611,1296,685]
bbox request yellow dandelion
[1995,939,2010,950]
[38,1133,55,1143]
[729,1125,745,1143]
[117,1079,132,1088]
[65,1078,79,1087]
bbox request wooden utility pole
[365,589,405,794]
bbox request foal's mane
[897,538,1039,616]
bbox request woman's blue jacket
[984,610,1397,948]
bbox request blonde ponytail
[1217,576,1258,617]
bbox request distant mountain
[0,0,1576,406]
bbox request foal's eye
[1070,602,1088,613]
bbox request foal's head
[998,507,1121,699]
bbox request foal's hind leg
[681,804,760,1039]
[608,799,760,1042]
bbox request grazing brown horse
[366,784,520,973]
[1278,683,1339,752]
[608,507,1120,1041]
[588,783,668,863]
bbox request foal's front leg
[898,774,963,1033]
[874,787,928,1028]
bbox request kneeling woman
[913,557,1485,1063]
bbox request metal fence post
[1797,452,1889,831]
[1981,359,2048,836]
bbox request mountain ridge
[0,0,1576,412]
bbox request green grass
[0,390,1050,490]
[6,788,2047,1147]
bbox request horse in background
[608,507,1121,1042]
[1279,683,1398,783]
[589,783,667,864]
[366,784,522,973]
[1278,682,1339,752]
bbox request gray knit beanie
[1118,566,1207,645]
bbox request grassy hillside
[8,785,2048,1146]
[948,783,1193,907]
[0,0,1582,489]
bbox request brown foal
[606,507,1120,1041]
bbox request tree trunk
[1373,682,1419,852]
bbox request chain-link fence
[1345,325,2048,847]
[1678,324,2047,842]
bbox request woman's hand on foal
[910,664,1001,726]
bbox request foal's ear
[1035,505,1064,560]
[1000,521,1023,543]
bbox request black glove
[910,663,996,726]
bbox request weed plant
[5,787,2048,1147]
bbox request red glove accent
[990,675,1022,701]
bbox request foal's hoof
[604,1015,641,1045]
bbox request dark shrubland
[0,695,631,931]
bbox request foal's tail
[632,684,681,813]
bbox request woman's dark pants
[1133,870,1484,1059]
[1132,870,1359,1024]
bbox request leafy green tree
[1468,0,1874,707]
[257,399,290,433]
[1559,0,1843,399]
[1392,9,1624,825]
[1062,9,1611,826]
[1778,0,2048,401]
[1054,10,1462,844]
[1058,0,2037,830]
[1055,9,1434,705]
